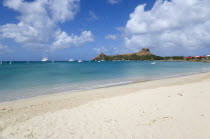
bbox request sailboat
[0,61,2,64]
[9,61,12,64]
[41,57,48,62]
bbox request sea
[0,61,210,102]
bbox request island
[92,48,184,61]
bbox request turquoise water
[0,61,210,102]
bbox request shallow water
[0,61,210,102]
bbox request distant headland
[92,48,210,62]
[92,48,160,61]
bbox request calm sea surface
[0,61,210,102]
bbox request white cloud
[107,0,121,5]
[0,0,92,50]
[0,22,53,49]
[124,0,210,52]
[105,34,117,40]
[51,31,94,49]
[1,0,53,48]
[93,47,108,54]
[47,0,80,23]
[93,45,130,55]
[87,11,98,21]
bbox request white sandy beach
[1,72,210,139]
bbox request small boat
[68,59,74,62]
[151,62,158,64]
[101,60,105,61]
[78,60,83,63]
[41,57,48,62]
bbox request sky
[0,0,210,61]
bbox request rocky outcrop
[136,48,153,56]
[92,53,107,61]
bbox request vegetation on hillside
[92,48,188,61]
[93,54,186,61]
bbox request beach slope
[1,72,210,139]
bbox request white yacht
[41,57,48,62]
[78,60,83,63]
[68,59,74,62]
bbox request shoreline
[1,68,210,103]
[1,69,210,104]
[1,72,210,138]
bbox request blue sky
[0,0,210,61]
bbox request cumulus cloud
[0,0,93,50]
[47,0,79,23]
[51,31,94,49]
[105,34,117,40]
[124,0,210,53]
[107,0,121,5]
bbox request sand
[0,72,210,139]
